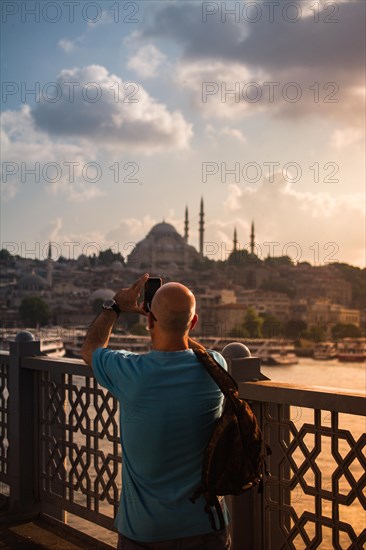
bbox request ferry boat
[313,342,337,360]
[337,338,366,363]
[39,338,66,358]
[64,328,152,358]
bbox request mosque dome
[147,222,179,237]
[18,270,48,291]
[89,288,115,303]
[127,221,200,269]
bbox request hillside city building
[0,199,363,337]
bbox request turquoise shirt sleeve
[92,347,140,398]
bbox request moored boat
[313,341,337,360]
[337,338,366,363]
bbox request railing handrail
[2,350,365,416]
[239,380,365,416]
[21,354,93,377]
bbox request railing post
[222,343,269,550]
[7,331,41,519]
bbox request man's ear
[189,313,198,331]
[147,312,155,330]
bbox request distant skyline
[1,0,365,267]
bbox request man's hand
[81,273,150,368]
[114,273,149,315]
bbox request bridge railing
[0,339,365,549]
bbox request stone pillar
[7,332,41,519]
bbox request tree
[242,307,263,338]
[264,255,293,267]
[302,324,328,343]
[284,320,307,340]
[332,323,362,340]
[0,248,12,263]
[98,248,125,266]
[260,313,283,338]
[19,296,50,327]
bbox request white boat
[313,342,337,360]
[64,328,152,358]
[40,338,66,358]
[251,339,298,366]
[337,338,366,363]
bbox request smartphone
[143,277,162,312]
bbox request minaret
[47,241,53,288]
[250,221,255,255]
[184,206,189,242]
[199,197,204,258]
[233,227,238,252]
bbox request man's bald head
[150,283,196,335]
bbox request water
[67,359,365,548]
[262,358,365,549]
[261,357,365,392]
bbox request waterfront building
[308,300,361,327]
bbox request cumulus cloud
[106,215,158,242]
[31,65,193,153]
[1,105,103,202]
[141,1,365,127]
[39,217,109,260]
[222,127,246,144]
[330,127,365,150]
[205,123,247,146]
[58,37,81,53]
[222,175,365,265]
[127,44,167,78]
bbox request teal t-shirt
[92,347,229,542]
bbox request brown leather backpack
[189,349,269,531]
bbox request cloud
[140,1,365,126]
[58,11,113,53]
[39,217,108,259]
[222,127,246,144]
[58,38,81,53]
[0,105,103,202]
[222,175,365,265]
[177,59,268,119]
[31,65,193,153]
[127,44,167,78]
[87,9,114,28]
[330,127,365,150]
[106,215,158,242]
[205,123,247,146]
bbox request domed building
[18,270,48,291]
[127,222,200,270]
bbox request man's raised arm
[81,273,149,368]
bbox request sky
[1,0,365,267]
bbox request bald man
[81,274,231,550]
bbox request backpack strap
[193,348,238,398]
[206,497,226,532]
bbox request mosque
[127,198,256,270]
